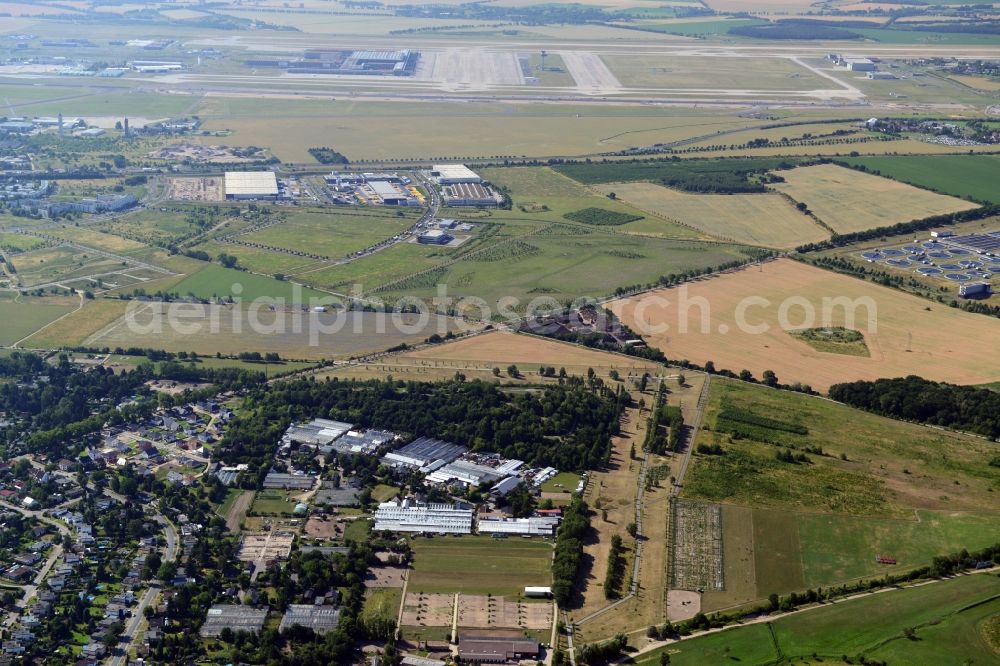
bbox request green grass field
[344,519,371,543]
[249,489,301,516]
[797,511,1000,588]
[169,264,329,302]
[408,536,552,597]
[376,225,754,310]
[843,154,1000,204]
[0,295,77,346]
[361,587,402,626]
[684,379,1000,517]
[241,208,419,259]
[639,574,1000,665]
[10,246,125,289]
[541,472,582,493]
[215,488,243,518]
[0,233,45,253]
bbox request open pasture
[611,259,1000,391]
[597,181,827,248]
[0,294,77,346]
[20,297,130,349]
[10,245,128,289]
[408,536,551,597]
[638,574,1000,666]
[703,507,1000,612]
[685,378,1000,516]
[0,233,45,253]
[395,331,662,376]
[842,154,1000,204]
[772,163,979,234]
[376,226,753,309]
[169,264,328,302]
[194,242,325,278]
[796,510,1000,588]
[479,166,692,235]
[45,226,148,254]
[240,208,417,259]
[97,208,204,247]
[602,54,830,92]
[79,302,464,360]
[195,102,760,162]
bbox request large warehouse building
[225,171,278,200]
[432,164,482,185]
[373,497,473,534]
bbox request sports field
[638,574,1000,665]
[596,182,828,248]
[843,154,1000,204]
[772,164,979,234]
[610,259,1000,391]
[407,536,552,597]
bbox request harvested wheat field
[396,331,663,375]
[772,164,978,234]
[610,259,1000,392]
[595,182,828,248]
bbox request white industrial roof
[225,171,278,196]
[433,164,480,180]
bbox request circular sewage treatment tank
[886,259,911,267]
[882,248,906,256]
[917,267,942,275]
[944,273,971,281]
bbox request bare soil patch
[401,592,454,628]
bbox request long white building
[477,516,561,537]
[373,497,473,534]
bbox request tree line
[829,375,1000,440]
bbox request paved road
[106,504,177,666]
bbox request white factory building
[478,516,561,537]
[431,164,482,185]
[225,171,279,200]
[373,497,473,534]
[425,458,522,488]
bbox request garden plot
[669,499,723,592]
